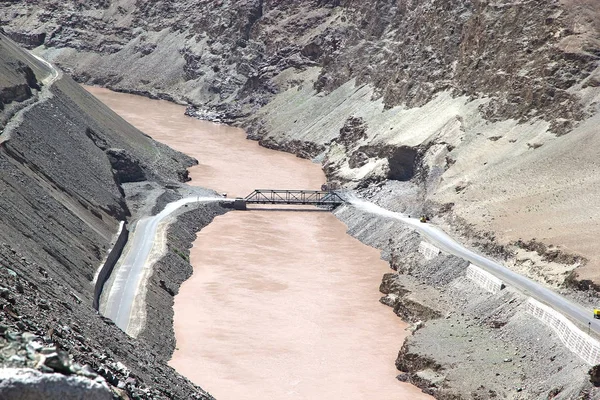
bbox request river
[86,86,431,400]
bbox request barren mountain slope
[3,1,600,283]
[0,32,212,399]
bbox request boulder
[106,148,146,183]
[0,368,112,400]
[589,365,600,386]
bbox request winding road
[29,52,60,85]
[102,190,600,344]
[0,48,60,145]
[350,199,600,335]
[101,196,229,335]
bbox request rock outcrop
[0,369,112,400]
[106,148,146,183]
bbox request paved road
[350,199,600,336]
[0,50,60,146]
[104,194,600,337]
[30,52,60,85]
[102,196,228,335]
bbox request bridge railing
[244,189,344,206]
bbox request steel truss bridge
[240,189,345,208]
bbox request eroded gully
[86,86,432,400]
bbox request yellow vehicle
[594,309,600,319]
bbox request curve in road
[29,52,60,86]
[0,49,61,145]
[101,196,230,335]
[349,199,600,335]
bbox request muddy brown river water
[87,86,431,400]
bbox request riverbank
[88,87,433,399]
[333,201,598,399]
[0,36,213,399]
[135,202,228,362]
[89,85,600,399]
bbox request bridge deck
[243,189,344,207]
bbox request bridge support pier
[233,198,247,210]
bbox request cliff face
[2,1,597,128]
[0,33,211,399]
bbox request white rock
[0,368,112,400]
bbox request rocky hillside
[0,32,213,399]
[2,0,599,287]
[2,0,597,129]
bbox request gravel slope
[0,33,211,399]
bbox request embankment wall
[466,264,505,294]
[527,298,600,366]
[418,241,441,261]
[93,221,129,310]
